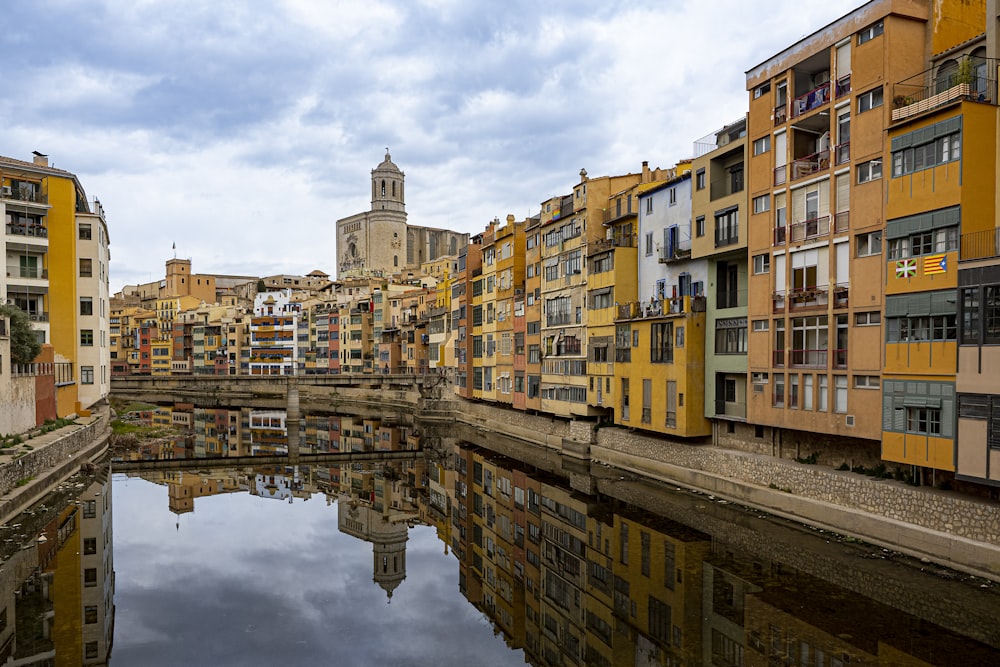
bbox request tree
[0,304,42,365]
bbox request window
[85,605,98,624]
[753,319,769,332]
[696,169,706,190]
[858,20,884,44]
[730,164,744,193]
[752,372,769,385]
[753,135,770,155]
[79,258,93,277]
[669,188,677,205]
[754,81,771,98]
[84,537,97,554]
[715,208,738,247]
[80,330,94,346]
[854,375,880,389]
[857,159,882,183]
[646,198,653,214]
[696,216,705,237]
[856,231,882,257]
[886,314,957,342]
[855,311,880,326]
[834,375,848,413]
[907,406,941,435]
[715,318,748,354]
[85,641,99,659]
[887,226,957,259]
[79,224,92,240]
[80,297,94,316]
[84,568,97,587]
[753,195,770,214]
[651,322,674,363]
[857,87,883,113]
[773,373,785,407]
[891,125,960,177]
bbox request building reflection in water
[0,467,114,665]
[108,403,1000,666]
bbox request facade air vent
[845,415,855,427]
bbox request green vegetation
[0,304,42,365]
[111,420,171,438]
[15,476,34,487]
[795,452,819,465]
[38,417,76,434]
[0,434,24,449]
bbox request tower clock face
[391,238,401,249]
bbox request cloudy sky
[3,0,861,291]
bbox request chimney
[32,151,48,167]
[642,160,650,183]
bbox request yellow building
[881,7,997,475]
[493,215,524,405]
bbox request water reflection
[0,466,113,665]
[18,401,1000,664]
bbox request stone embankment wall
[0,375,36,437]
[595,427,1000,546]
[0,414,109,498]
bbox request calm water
[5,403,1000,665]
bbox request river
[3,401,999,666]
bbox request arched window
[935,59,958,94]
[381,180,386,197]
[394,255,398,267]
[392,181,396,197]
[971,47,988,98]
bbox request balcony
[589,234,636,255]
[714,400,747,419]
[891,58,998,123]
[658,246,691,264]
[960,227,1000,261]
[774,104,787,126]
[1,185,47,205]
[710,176,744,201]
[716,289,747,310]
[789,216,829,243]
[617,296,706,320]
[791,81,830,118]
[790,149,830,180]
[5,223,48,238]
[7,267,48,280]
[788,285,829,310]
[834,211,850,233]
[773,290,786,313]
[833,283,849,308]
[602,206,636,225]
[773,226,787,246]
[790,349,827,367]
[835,74,851,99]
[715,225,740,249]
[834,142,850,165]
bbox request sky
[2,0,863,292]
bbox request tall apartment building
[523,214,543,411]
[745,0,932,454]
[2,153,110,415]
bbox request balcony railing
[617,296,706,320]
[773,165,787,186]
[658,246,692,263]
[772,290,786,313]
[835,74,852,99]
[790,349,827,367]
[891,58,999,122]
[2,186,47,205]
[834,211,850,233]
[774,104,787,126]
[774,226,787,246]
[788,285,829,309]
[834,142,850,165]
[833,283,849,308]
[789,216,829,243]
[791,149,830,180]
[5,223,48,238]
[7,267,48,279]
[714,400,747,419]
[960,227,1000,261]
[716,289,748,310]
[715,225,740,248]
[791,81,831,118]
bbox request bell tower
[371,148,405,213]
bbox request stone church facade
[336,151,468,277]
